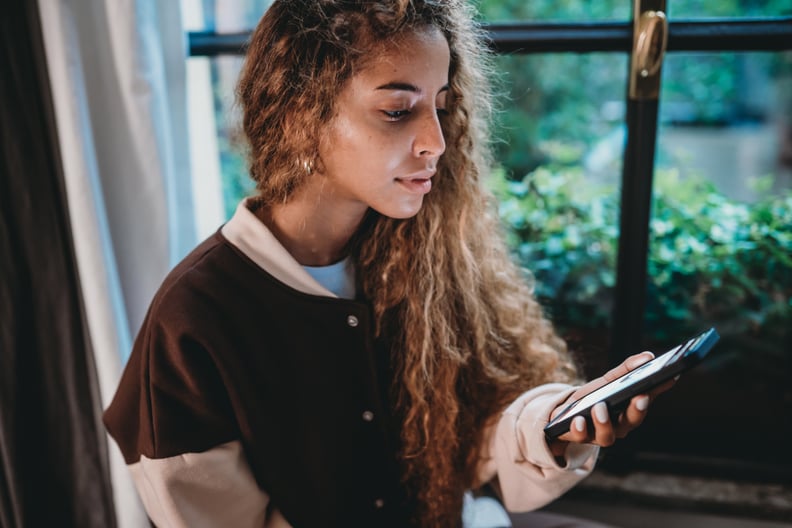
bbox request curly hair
[237,1,579,525]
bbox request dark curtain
[0,3,117,528]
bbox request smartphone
[544,327,720,440]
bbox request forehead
[350,27,451,88]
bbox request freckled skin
[264,27,450,265]
[317,27,450,221]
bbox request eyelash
[381,108,449,121]
[382,109,411,120]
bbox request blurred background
[2,0,790,526]
[183,0,792,524]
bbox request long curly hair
[237,1,579,525]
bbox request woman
[104,1,665,526]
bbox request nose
[413,110,446,159]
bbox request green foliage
[490,163,619,327]
[489,54,626,179]
[211,60,256,219]
[474,0,790,21]
[473,0,792,182]
[218,133,255,219]
[212,2,792,346]
[661,54,740,125]
[472,0,792,344]
[474,0,627,22]
[490,164,792,341]
[647,170,792,339]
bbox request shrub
[489,164,792,342]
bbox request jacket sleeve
[128,441,271,528]
[475,383,599,512]
[103,304,272,527]
[103,308,240,462]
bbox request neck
[256,184,367,267]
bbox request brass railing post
[610,0,668,367]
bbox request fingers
[550,351,669,449]
[556,394,653,447]
[591,402,616,445]
[616,394,650,437]
[648,376,677,398]
[555,402,617,446]
[601,351,655,382]
[564,352,655,404]
[626,350,655,369]
[555,415,589,445]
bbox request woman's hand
[547,352,676,457]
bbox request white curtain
[37,1,196,526]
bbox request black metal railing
[188,18,792,55]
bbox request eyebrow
[375,82,450,94]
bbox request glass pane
[210,56,254,219]
[185,55,254,223]
[187,0,792,31]
[635,51,792,468]
[475,0,629,22]
[191,0,633,27]
[187,0,274,32]
[669,0,791,18]
[489,53,628,377]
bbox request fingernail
[593,402,609,423]
[636,396,649,411]
[573,416,586,432]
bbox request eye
[381,109,411,121]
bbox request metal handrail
[188,17,792,56]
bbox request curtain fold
[1,0,196,525]
[0,3,116,527]
[38,0,196,348]
[37,0,196,525]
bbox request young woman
[104,1,667,526]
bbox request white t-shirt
[302,257,356,300]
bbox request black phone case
[543,327,720,440]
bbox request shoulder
[105,233,244,461]
[153,233,232,306]
[145,231,262,331]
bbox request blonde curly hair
[237,1,579,525]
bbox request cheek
[323,116,363,165]
[324,117,400,172]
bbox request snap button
[346,315,359,327]
[362,410,374,422]
[374,498,385,509]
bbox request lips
[395,169,436,194]
[396,177,432,194]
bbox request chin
[376,200,424,220]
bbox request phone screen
[552,346,678,422]
[545,328,718,434]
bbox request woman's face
[316,27,450,220]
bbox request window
[182,0,792,479]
